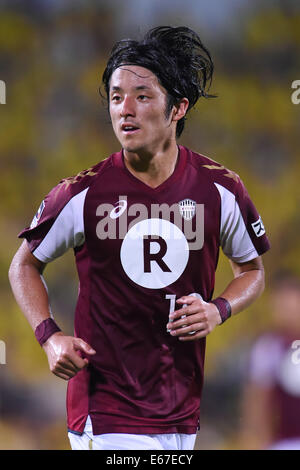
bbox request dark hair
[102,26,216,137]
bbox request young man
[9,26,270,450]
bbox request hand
[42,332,96,380]
[166,295,222,341]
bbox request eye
[138,95,148,101]
[111,95,121,102]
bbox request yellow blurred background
[1,0,300,449]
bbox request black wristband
[34,318,61,346]
[210,297,232,324]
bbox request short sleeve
[215,178,270,262]
[18,185,88,263]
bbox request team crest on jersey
[178,199,196,221]
[30,200,45,228]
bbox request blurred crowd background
[1,0,300,450]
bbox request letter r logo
[120,218,189,289]
[143,236,171,273]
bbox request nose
[120,95,136,118]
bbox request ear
[172,98,189,122]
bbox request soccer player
[240,274,300,450]
[9,26,270,450]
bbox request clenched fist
[42,332,96,380]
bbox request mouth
[121,123,140,135]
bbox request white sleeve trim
[32,188,88,263]
[215,183,259,262]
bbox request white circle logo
[120,218,189,289]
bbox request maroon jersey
[248,333,300,443]
[19,146,270,435]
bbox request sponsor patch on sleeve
[251,216,266,238]
[30,200,45,229]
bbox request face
[108,65,179,155]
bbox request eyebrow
[111,85,152,93]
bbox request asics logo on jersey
[110,200,127,219]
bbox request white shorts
[68,416,197,450]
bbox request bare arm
[166,256,265,341]
[9,240,51,330]
[9,241,95,379]
[217,257,265,315]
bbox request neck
[123,140,179,188]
